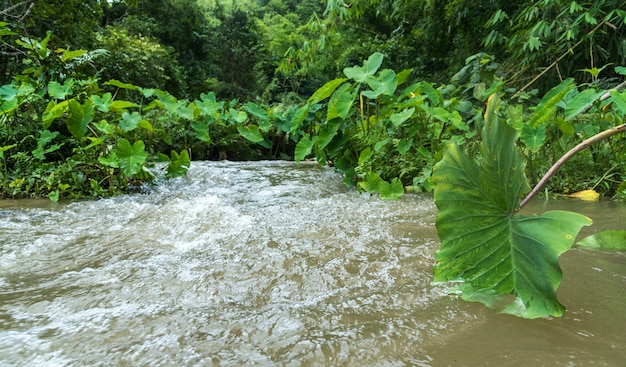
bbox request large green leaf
[564,88,603,120]
[115,139,147,177]
[308,78,347,104]
[327,83,354,120]
[363,69,397,97]
[520,122,547,151]
[48,79,74,100]
[528,78,574,127]
[433,95,592,318]
[343,52,384,83]
[237,124,264,143]
[294,134,317,162]
[66,100,94,140]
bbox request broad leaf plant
[432,94,593,319]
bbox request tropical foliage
[0,0,625,320]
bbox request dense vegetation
[1,0,625,200]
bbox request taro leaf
[177,102,197,121]
[32,130,62,160]
[379,177,404,200]
[317,119,341,150]
[166,149,191,178]
[110,100,138,112]
[67,99,94,140]
[48,79,74,100]
[0,84,18,101]
[529,78,574,127]
[104,79,139,91]
[390,107,415,127]
[397,138,413,155]
[365,69,397,96]
[294,133,317,162]
[229,108,248,124]
[90,93,113,112]
[576,230,626,251]
[243,102,268,121]
[308,78,347,104]
[359,171,385,193]
[42,100,69,129]
[564,89,603,120]
[327,83,354,120]
[290,104,310,134]
[196,92,218,117]
[156,91,179,115]
[520,122,547,151]
[433,94,592,319]
[119,111,143,132]
[609,90,626,117]
[343,52,384,83]
[191,122,211,143]
[115,139,147,177]
[237,124,264,143]
[359,172,403,200]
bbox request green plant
[433,93,626,319]
[290,52,480,198]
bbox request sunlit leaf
[229,108,248,123]
[379,177,404,200]
[365,69,398,97]
[433,94,592,319]
[110,100,138,112]
[577,230,626,251]
[105,79,139,91]
[563,189,600,201]
[609,90,626,117]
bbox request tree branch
[518,123,626,210]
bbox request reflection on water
[0,161,624,366]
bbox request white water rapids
[0,161,624,366]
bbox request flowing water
[0,161,624,366]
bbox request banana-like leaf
[433,95,592,318]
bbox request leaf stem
[518,123,626,210]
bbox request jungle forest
[0,0,624,201]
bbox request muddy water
[0,161,624,366]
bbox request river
[1,161,624,366]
